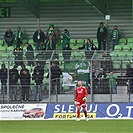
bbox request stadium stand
[0,0,132,104]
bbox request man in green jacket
[106,71,117,94]
[61,29,71,49]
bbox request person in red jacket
[75,81,88,121]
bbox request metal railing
[0,50,132,103]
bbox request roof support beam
[84,0,107,15]
[17,0,39,18]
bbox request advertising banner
[0,104,47,120]
[45,103,133,119]
[0,103,133,120]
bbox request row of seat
[0,37,133,51]
[110,51,133,58]
[114,43,133,51]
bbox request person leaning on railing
[78,38,97,60]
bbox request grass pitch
[0,119,133,133]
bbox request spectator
[14,46,24,67]
[60,29,71,49]
[97,68,107,93]
[4,28,14,47]
[32,62,44,101]
[78,38,97,60]
[20,66,30,101]
[45,35,54,50]
[97,68,107,78]
[0,63,7,94]
[97,22,107,50]
[125,64,133,93]
[51,30,57,50]
[20,64,29,75]
[14,26,24,47]
[110,25,121,50]
[9,65,19,101]
[46,23,55,39]
[47,62,62,94]
[106,71,117,94]
[25,42,34,66]
[33,26,45,50]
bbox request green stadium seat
[71,45,79,50]
[70,39,76,44]
[127,38,133,43]
[127,43,133,50]
[118,42,125,47]
[0,39,3,45]
[119,38,127,44]
[121,60,130,69]
[92,38,98,48]
[114,45,122,51]
[72,51,83,60]
[56,44,62,50]
[22,39,28,45]
[76,39,85,45]
[113,61,121,69]
[110,51,118,60]
[0,46,6,52]
[126,52,133,58]
[117,51,126,57]
[28,39,34,44]
[7,46,14,53]
[122,45,131,51]
[0,53,9,61]
[70,39,76,49]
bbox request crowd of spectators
[0,21,133,102]
[2,22,122,51]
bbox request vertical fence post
[48,61,51,103]
[90,60,93,103]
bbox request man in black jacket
[20,67,30,101]
[47,62,62,94]
[9,65,19,101]
[97,22,107,50]
[4,28,14,47]
[33,27,45,50]
[32,62,44,101]
[0,63,7,94]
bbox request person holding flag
[75,81,89,121]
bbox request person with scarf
[78,38,97,60]
[15,26,24,47]
[97,22,107,50]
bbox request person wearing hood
[97,22,107,50]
